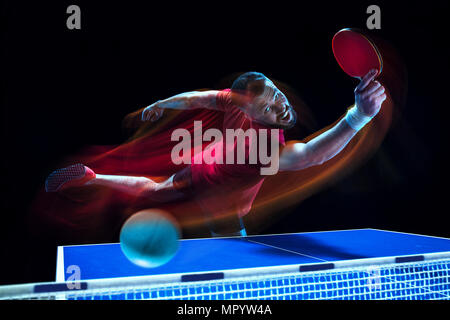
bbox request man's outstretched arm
[141,90,220,122]
[279,69,387,171]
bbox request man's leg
[45,163,191,202]
[206,214,247,237]
[86,174,186,202]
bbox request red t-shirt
[190,89,285,218]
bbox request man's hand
[354,69,387,117]
[141,102,164,122]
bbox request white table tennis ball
[120,209,180,268]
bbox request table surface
[56,229,450,281]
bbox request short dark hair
[231,71,268,95]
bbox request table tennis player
[45,69,386,237]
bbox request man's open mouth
[279,110,290,121]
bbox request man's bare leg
[204,213,247,238]
[85,174,185,202]
[45,163,185,202]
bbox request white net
[1,259,449,300]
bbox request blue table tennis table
[1,229,449,300]
[50,228,450,300]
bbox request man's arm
[279,69,387,171]
[141,90,220,122]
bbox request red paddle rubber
[332,29,382,78]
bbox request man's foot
[45,163,96,192]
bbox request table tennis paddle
[332,28,382,79]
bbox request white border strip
[56,246,65,282]
[370,228,450,241]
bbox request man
[45,70,386,237]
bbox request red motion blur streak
[28,107,224,243]
[28,96,393,242]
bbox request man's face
[242,80,297,130]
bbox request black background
[1,1,449,285]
